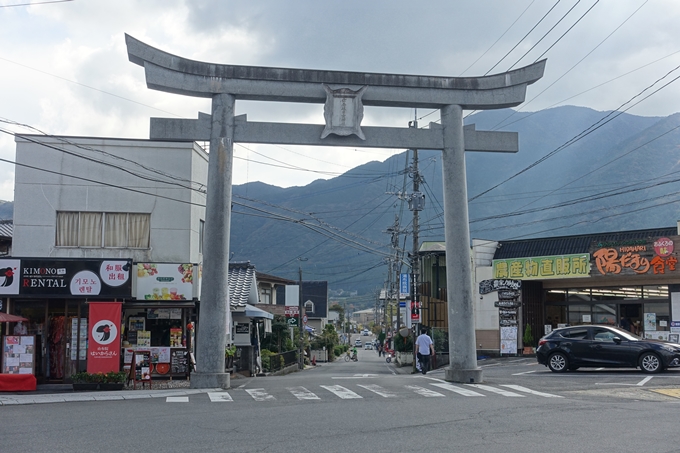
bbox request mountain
[232,105,680,296]
[4,106,680,299]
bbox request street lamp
[298,257,308,369]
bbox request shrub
[260,349,273,372]
[105,371,127,383]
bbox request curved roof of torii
[125,34,545,110]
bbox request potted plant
[100,371,127,390]
[523,324,534,355]
[71,371,99,391]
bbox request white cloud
[1,0,679,202]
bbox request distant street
[3,344,680,452]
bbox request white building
[6,135,208,382]
[13,135,208,262]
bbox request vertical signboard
[87,302,123,374]
[399,273,410,297]
[480,279,521,355]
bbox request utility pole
[408,115,425,372]
[297,257,308,369]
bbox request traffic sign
[287,317,298,327]
[302,314,308,324]
[285,306,299,317]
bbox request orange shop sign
[590,236,679,277]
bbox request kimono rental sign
[0,258,132,297]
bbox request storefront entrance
[8,299,90,383]
[544,286,670,339]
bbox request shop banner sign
[479,279,521,295]
[492,254,590,280]
[136,263,194,300]
[0,259,20,295]
[0,258,132,298]
[87,302,122,374]
[590,236,680,277]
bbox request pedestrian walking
[415,327,434,375]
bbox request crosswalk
[167,382,563,403]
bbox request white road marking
[246,388,275,401]
[501,385,563,398]
[357,384,397,398]
[512,370,538,375]
[287,386,320,400]
[595,376,654,386]
[166,396,189,403]
[208,392,233,402]
[431,383,485,397]
[320,385,363,399]
[637,376,654,386]
[405,385,446,397]
[467,384,525,397]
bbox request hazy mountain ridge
[2,106,679,297]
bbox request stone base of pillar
[190,372,230,389]
[445,367,483,384]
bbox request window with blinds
[56,212,150,248]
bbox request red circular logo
[654,237,674,257]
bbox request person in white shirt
[415,327,434,375]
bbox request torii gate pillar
[441,104,481,383]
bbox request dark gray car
[536,325,680,373]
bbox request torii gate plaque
[126,34,545,388]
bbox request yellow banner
[493,254,590,280]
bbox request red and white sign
[87,302,122,374]
[302,314,308,325]
[410,301,421,323]
[285,306,299,317]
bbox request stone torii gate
[125,34,545,389]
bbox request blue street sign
[400,273,410,296]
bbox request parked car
[364,341,373,350]
[354,338,362,346]
[536,324,680,374]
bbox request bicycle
[344,352,358,362]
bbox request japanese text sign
[493,254,590,280]
[87,302,122,374]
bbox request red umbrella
[0,313,28,322]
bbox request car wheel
[639,352,663,374]
[548,352,569,372]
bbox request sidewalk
[0,387,221,406]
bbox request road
[2,336,680,452]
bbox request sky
[1,0,679,202]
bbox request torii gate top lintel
[125,34,545,110]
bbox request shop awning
[0,312,28,322]
[244,304,274,320]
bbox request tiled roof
[0,220,12,239]
[494,227,678,259]
[228,261,258,308]
[256,271,296,285]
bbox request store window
[56,211,150,248]
[592,304,616,326]
[643,302,670,333]
[567,288,590,303]
[643,285,668,300]
[568,305,591,325]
